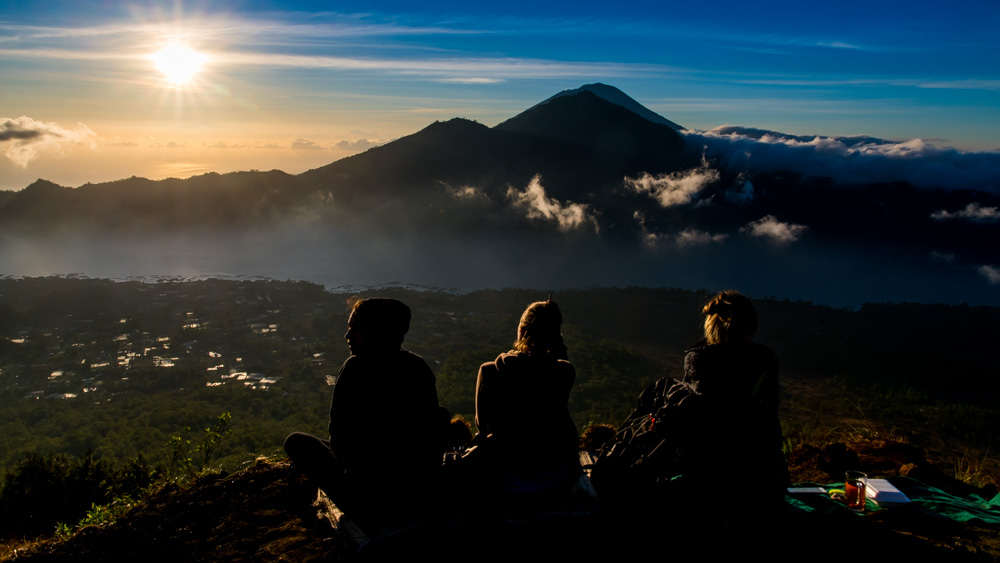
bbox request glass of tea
[844,470,868,512]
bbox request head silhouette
[345,298,410,355]
[513,299,567,359]
[702,290,757,345]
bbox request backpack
[590,377,700,496]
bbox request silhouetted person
[284,298,445,523]
[680,290,789,505]
[470,299,581,513]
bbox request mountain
[535,83,684,131]
[300,88,690,205]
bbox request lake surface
[1,226,995,308]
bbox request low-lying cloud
[676,228,729,247]
[740,215,807,243]
[930,250,956,264]
[335,139,383,151]
[979,265,1000,284]
[507,175,599,233]
[931,202,1000,222]
[684,127,1000,192]
[632,212,727,248]
[625,159,720,207]
[291,138,326,150]
[1,115,96,167]
[444,183,489,202]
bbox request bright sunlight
[151,44,207,86]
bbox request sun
[151,44,207,86]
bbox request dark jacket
[329,348,442,480]
[475,351,580,482]
[680,339,788,498]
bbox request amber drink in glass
[845,470,867,511]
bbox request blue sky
[1,0,998,190]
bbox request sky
[1,0,998,191]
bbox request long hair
[512,300,567,359]
[702,290,757,345]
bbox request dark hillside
[3,461,342,563]
[5,454,997,562]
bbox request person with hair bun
[470,299,581,511]
[681,290,788,504]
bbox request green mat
[787,476,1000,525]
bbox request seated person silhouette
[284,298,445,524]
[679,290,789,506]
[470,299,582,514]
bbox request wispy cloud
[334,139,383,151]
[816,41,865,50]
[676,228,728,247]
[729,76,1000,92]
[979,265,1000,284]
[930,250,956,264]
[0,115,96,167]
[916,79,1000,91]
[740,215,807,243]
[931,203,1000,223]
[0,15,671,83]
[632,210,664,248]
[290,138,326,150]
[507,175,598,233]
[444,184,490,202]
[439,77,504,84]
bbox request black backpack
[590,377,700,495]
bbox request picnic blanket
[788,476,1000,525]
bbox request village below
[1,276,998,560]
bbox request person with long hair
[470,299,581,511]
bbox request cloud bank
[685,127,1000,192]
[1,116,96,167]
[507,175,599,233]
[740,215,807,243]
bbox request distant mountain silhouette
[535,83,684,131]
[300,88,690,206]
